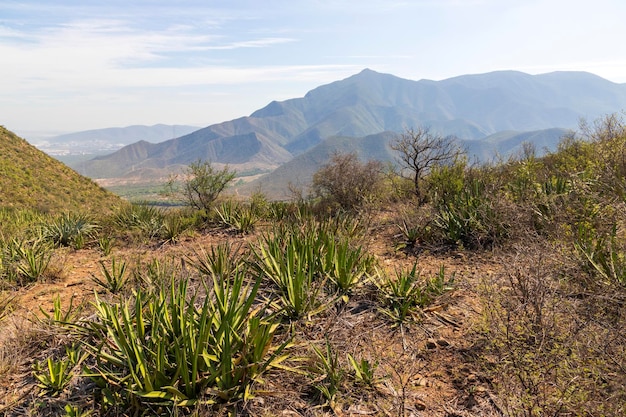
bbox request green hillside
[0,126,121,214]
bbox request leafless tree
[391,126,464,203]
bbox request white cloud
[3,0,626,133]
[0,17,304,94]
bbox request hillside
[244,128,569,198]
[1,118,625,416]
[82,69,626,181]
[0,126,121,214]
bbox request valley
[2,69,626,416]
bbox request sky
[2,0,626,139]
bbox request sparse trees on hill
[391,126,464,204]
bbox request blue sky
[2,0,625,138]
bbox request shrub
[311,152,384,212]
[425,155,468,203]
[478,249,626,416]
[165,160,235,211]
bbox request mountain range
[76,69,626,195]
[36,124,200,155]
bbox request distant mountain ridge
[242,128,571,198]
[82,69,626,180]
[38,124,200,154]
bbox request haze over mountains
[74,69,626,194]
[35,124,200,155]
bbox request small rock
[436,338,450,347]
[414,399,427,410]
[416,377,428,387]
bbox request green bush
[165,160,235,211]
[434,179,509,249]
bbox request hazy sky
[2,0,625,138]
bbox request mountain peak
[83,69,626,184]
[357,68,380,75]
[350,68,395,81]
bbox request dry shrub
[478,245,626,416]
[312,152,384,213]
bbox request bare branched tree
[391,126,464,203]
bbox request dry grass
[0,215,508,416]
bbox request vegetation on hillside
[1,116,626,416]
[0,126,120,215]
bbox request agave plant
[372,264,454,327]
[33,356,74,396]
[38,294,80,326]
[575,223,626,286]
[347,353,379,387]
[252,230,328,320]
[90,257,129,294]
[214,201,259,234]
[80,269,289,410]
[0,292,15,322]
[308,339,344,406]
[190,242,245,279]
[40,212,98,248]
[322,237,373,302]
[7,237,52,283]
[113,203,164,239]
